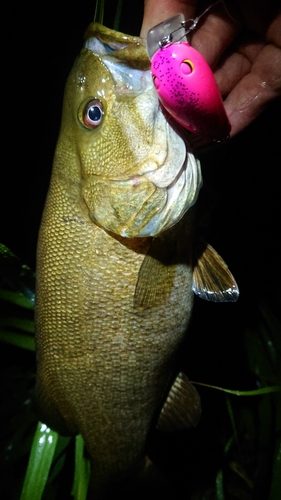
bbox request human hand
[141,0,281,137]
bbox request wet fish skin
[35,23,237,495]
[35,196,195,490]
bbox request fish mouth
[80,23,202,238]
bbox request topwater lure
[146,2,231,144]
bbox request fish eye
[82,99,104,129]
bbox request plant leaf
[0,318,35,333]
[20,422,58,500]
[191,381,281,396]
[0,329,35,350]
[0,289,35,309]
[72,435,90,500]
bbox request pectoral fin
[134,237,175,308]
[156,372,201,432]
[192,242,239,302]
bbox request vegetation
[1,0,281,498]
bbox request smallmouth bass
[35,22,238,496]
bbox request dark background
[2,0,280,281]
[2,0,281,361]
[1,1,281,498]
[1,0,145,268]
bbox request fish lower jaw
[86,153,202,239]
[136,157,202,237]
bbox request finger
[214,38,265,96]
[140,0,198,38]
[190,3,240,67]
[223,0,280,39]
[224,44,281,136]
[266,9,281,47]
[214,52,252,97]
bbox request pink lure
[151,42,231,143]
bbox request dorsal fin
[192,241,239,302]
[156,372,201,432]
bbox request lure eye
[181,59,194,75]
[83,99,104,129]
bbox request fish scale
[35,22,238,496]
[36,178,194,486]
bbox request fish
[35,22,238,497]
